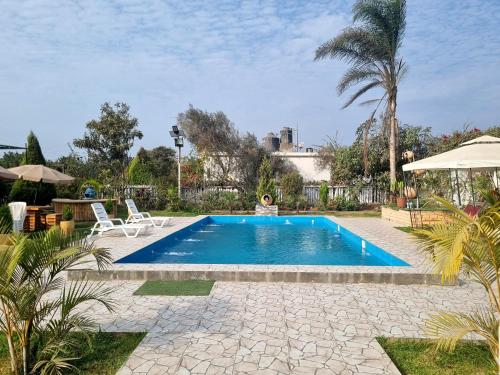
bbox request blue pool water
[116,216,409,266]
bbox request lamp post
[169,125,185,199]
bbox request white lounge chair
[8,202,27,233]
[89,202,149,238]
[125,199,172,228]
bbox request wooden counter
[52,199,117,222]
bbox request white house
[272,151,329,183]
[203,151,329,185]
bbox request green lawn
[331,210,381,218]
[394,226,415,233]
[134,280,215,296]
[0,331,145,375]
[377,337,497,375]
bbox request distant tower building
[262,132,280,152]
[279,127,293,152]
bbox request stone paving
[78,280,488,374]
[68,216,490,374]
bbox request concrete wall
[272,152,329,182]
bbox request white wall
[272,152,329,182]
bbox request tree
[0,152,24,168]
[256,157,277,203]
[73,102,143,190]
[0,224,114,375]
[177,105,240,186]
[319,181,329,209]
[128,147,177,186]
[414,195,500,367]
[236,133,269,193]
[9,132,56,204]
[315,0,407,184]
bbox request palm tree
[415,195,500,367]
[0,223,115,375]
[315,0,407,184]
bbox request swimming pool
[116,216,409,266]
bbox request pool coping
[67,215,445,285]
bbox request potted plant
[104,199,114,218]
[396,181,407,208]
[60,205,74,235]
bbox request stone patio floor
[73,217,489,374]
[78,280,487,375]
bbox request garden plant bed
[377,337,497,375]
[0,331,146,375]
[381,206,449,227]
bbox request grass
[150,209,198,217]
[331,210,381,218]
[134,280,215,296]
[377,337,497,375]
[395,226,415,233]
[0,331,145,375]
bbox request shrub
[280,172,304,200]
[9,180,56,205]
[166,187,181,211]
[332,196,360,211]
[319,182,329,209]
[256,157,277,203]
[104,199,114,214]
[219,191,238,213]
[62,205,73,221]
[0,204,12,230]
[240,191,257,211]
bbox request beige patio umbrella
[8,165,75,184]
[0,165,18,180]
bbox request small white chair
[8,202,27,233]
[125,199,172,228]
[89,202,149,238]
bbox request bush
[166,187,181,211]
[8,180,56,205]
[240,191,257,211]
[256,157,277,203]
[319,181,329,209]
[331,196,360,211]
[104,199,114,214]
[280,172,304,200]
[0,204,12,229]
[62,205,73,221]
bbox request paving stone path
[81,280,487,375]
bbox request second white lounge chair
[89,202,149,238]
[125,199,172,228]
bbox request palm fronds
[0,225,115,374]
[414,195,500,365]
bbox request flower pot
[60,220,75,235]
[404,187,417,199]
[107,213,115,219]
[396,197,407,209]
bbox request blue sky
[1,0,499,159]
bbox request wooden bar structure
[52,199,117,222]
[24,205,52,232]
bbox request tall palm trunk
[363,122,369,178]
[388,92,398,184]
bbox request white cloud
[0,0,499,157]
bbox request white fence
[182,184,387,206]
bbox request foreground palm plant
[0,221,115,375]
[315,0,407,184]
[414,195,500,366]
